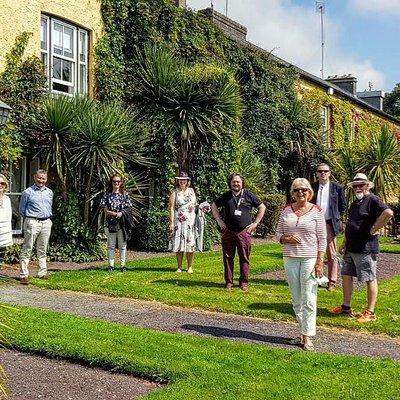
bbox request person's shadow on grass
[152,279,223,288]
[182,324,297,347]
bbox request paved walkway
[1,281,399,361]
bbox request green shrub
[256,193,286,237]
[137,205,219,252]
[388,202,400,237]
[50,190,106,262]
[137,206,170,251]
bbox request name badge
[234,210,242,216]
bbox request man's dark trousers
[221,228,251,287]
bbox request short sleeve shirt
[214,189,262,231]
[345,194,389,253]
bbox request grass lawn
[32,241,400,337]
[2,304,400,400]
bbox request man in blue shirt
[19,169,53,284]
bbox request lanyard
[232,189,244,210]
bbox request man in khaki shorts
[330,173,393,323]
[19,169,53,285]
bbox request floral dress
[169,188,196,252]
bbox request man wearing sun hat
[330,173,393,323]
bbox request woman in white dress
[0,174,13,262]
[169,172,197,273]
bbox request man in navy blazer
[311,163,346,290]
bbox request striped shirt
[276,204,327,258]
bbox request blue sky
[186,0,400,93]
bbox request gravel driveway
[0,251,399,399]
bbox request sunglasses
[0,182,6,187]
[112,180,121,183]
[352,183,367,189]
[293,188,309,193]
[317,170,330,173]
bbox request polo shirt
[345,194,389,254]
[214,189,262,231]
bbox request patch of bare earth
[0,349,161,400]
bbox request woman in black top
[100,174,132,272]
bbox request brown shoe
[38,275,48,280]
[20,277,29,285]
[326,281,336,291]
[329,305,354,316]
[357,310,377,323]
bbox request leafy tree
[129,44,243,174]
[360,125,400,201]
[384,83,400,119]
[71,101,150,223]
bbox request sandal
[303,340,315,351]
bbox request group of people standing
[0,165,394,352]
[169,166,393,351]
[0,170,134,282]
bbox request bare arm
[211,202,226,231]
[168,191,176,237]
[370,208,394,235]
[246,202,266,233]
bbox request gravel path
[1,282,399,361]
[1,250,399,399]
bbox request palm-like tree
[360,125,400,201]
[130,44,243,173]
[71,101,150,223]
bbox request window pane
[79,31,87,62]
[53,22,63,55]
[9,195,22,231]
[53,82,73,94]
[80,64,87,93]
[62,60,73,82]
[41,18,47,50]
[41,53,48,72]
[53,57,62,80]
[63,27,74,58]
[9,158,24,193]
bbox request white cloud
[349,0,400,18]
[187,0,386,90]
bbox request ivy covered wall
[95,0,322,197]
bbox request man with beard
[211,173,266,291]
[330,173,393,323]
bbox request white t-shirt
[316,183,331,220]
[0,195,13,248]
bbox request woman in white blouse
[0,174,13,262]
[276,178,327,351]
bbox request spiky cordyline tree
[130,44,243,174]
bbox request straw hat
[175,172,191,180]
[347,173,374,189]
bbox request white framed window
[41,15,88,95]
[320,106,331,147]
[9,157,40,234]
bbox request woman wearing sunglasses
[276,178,327,351]
[0,174,13,263]
[100,174,132,272]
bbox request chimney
[199,8,247,42]
[325,74,357,95]
[172,0,186,8]
[356,90,385,111]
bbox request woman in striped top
[276,178,327,351]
